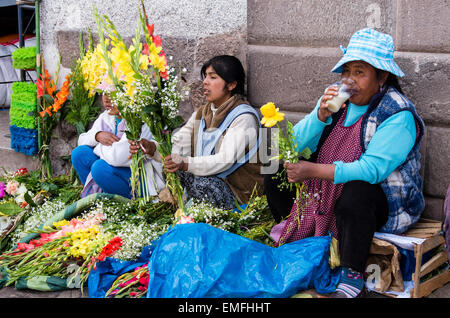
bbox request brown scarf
[190,95,264,204]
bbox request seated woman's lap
[90,159,132,199]
[71,145,100,184]
[178,171,236,210]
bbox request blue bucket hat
[331,28,404,77]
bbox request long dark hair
[200,55,246,96]
[377,70,404,95]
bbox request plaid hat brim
[331,52,405,78]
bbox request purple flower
[0,182,6,199]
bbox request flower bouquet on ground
[103,190,276,298]
[0,168,84,253]
[36,56,71,179]
[259,102,312,231]
[0,212,122,292]
[105,263,149,298]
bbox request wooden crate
[374,218,450,298]
[404,218,450,298]
[301,219,449,298]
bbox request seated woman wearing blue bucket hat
[265,28,425,298]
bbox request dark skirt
[178,171,236,210]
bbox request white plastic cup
[325,79,355,113]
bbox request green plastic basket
[10,82,37,129]
[12,46,36,70]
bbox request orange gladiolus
[52,100,62,112]
[51,75,71,113]
[40,106,53,118]
[46,80,57,96]
[36,78,44,98]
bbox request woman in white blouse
[71,94,165,199]
[129,55,264,209]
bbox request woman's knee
[90,159,113,181]
[71,145,92,166]
[334,181,388,224]
[335,181,381,215]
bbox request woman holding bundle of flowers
[71,93,165,199]
[130,55,264,209]
[265,28,425,298]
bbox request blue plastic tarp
[89,223,339,298]
[88,245,155,298]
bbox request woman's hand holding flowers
[284,161,336,183]
[128,139,157,158]
[164,154,188,173]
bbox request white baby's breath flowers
[79,198,168,261]
[161,67,183,119]
[186,200,238,232]
[10,199,66,245]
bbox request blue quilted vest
[361,87,425,234]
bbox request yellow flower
[53,220,70,228]
[80,44,109,96]
[260,102,285,127]
[139,53,150,70]
[149,52,167,73]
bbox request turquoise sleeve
[333,110,417,184]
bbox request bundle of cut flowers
[84,3,187,207]
[105,263,149,298]
[0,212,122,291]
[0,168,83,252]
[259,102,313,241]
[0,167,33,209]
[35,55,71,179]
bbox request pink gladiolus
[177,215,195,225]
[138,275,149,286]
[118,276,137,288]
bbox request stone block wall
[35,0,449,221]
[38,0,247,175]
[247,0,450,221]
